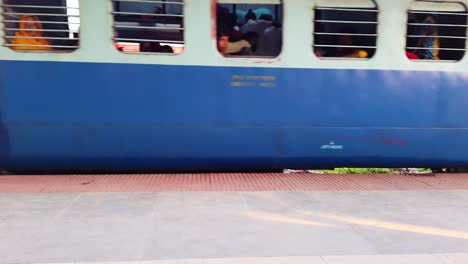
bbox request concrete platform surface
[21,253,468,264]
[2,189,468,264]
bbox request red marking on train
[1,173,468,193]
[336,136,408,146]
[381,137,408,146]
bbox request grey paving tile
[285,192,468,255]
[155,192,245,210]
[290,191,468,233]
[0,193,80,224]
[140,259,204,264]
[322,254,445,264]
[301,191,463,215]
[449,190,468,201]
[77,262,140,264]
[436,253,468,264]
[2,190,468,263]
[141,193,377,260]
[203,256,326,264]
[59,192,158,220]
[2,217,150,264]
[35,262,75,264]
[350,226,468,255]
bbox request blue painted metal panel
[0,60,467,170]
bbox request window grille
[1,0,80,52]
[112,0,184,54]
[313,1,378,59]
[406,1,467,61]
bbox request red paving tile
[1,173,468,193]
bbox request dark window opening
[112,0,184,54]
[2,0,80,52]
[406,2,467,61]
[314,5,378,59]
[216,1,283,58]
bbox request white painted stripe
[33,254,468,264]
[0,0,467,72]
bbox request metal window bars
[1,2,80,52]
[112,0,184,54]
[406,9,467,61]
[313,6,379,59]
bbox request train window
[406,1,467,61]
[1,0,80,52]
[216,0,283,57]
[313,1,378,59]
[112,0,184,54]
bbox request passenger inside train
[216,3,283,57]
[333,28,369,58]
[11,15,51,51]
[313,6,377,59]
[225,31,259,55]
[417,14,440,60]
[217,30,230,55]
[406,5,467,61]
[4,0,79,52]
[112,0,184,54]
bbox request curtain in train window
[216,0,283,57]
[112,0,184,54]
[406,1,467,61]
[1,0,80,52]
[313,0,378,59]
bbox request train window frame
[1,0,81,53]
[312,0,379,61]
[215,0,284,59]
[405,0,468,62]
[111,0,185,55]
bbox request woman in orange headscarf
[11,15,51,51]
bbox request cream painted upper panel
[0,0,466,72]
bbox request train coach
[0,0,467,172]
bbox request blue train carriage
[0,0,467,172]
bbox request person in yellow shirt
[11,15,51,51]
[226,31,259,56]
[336,34,368,59]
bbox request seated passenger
[259,14,273,22]
[263,21,282,56]
[252,8,274,22]
[140,41,162,52]
[226,32,259,56]
[245,9,257,23]
[11,15,51,51]
[417,14,440,60]
[160,45,174,53]
[240,16,272,56]
[227,13,242,42]
[217,30,230,55]
[335,32,368,58]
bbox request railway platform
[1,173,468,264]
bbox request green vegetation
[319,168,431,174]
